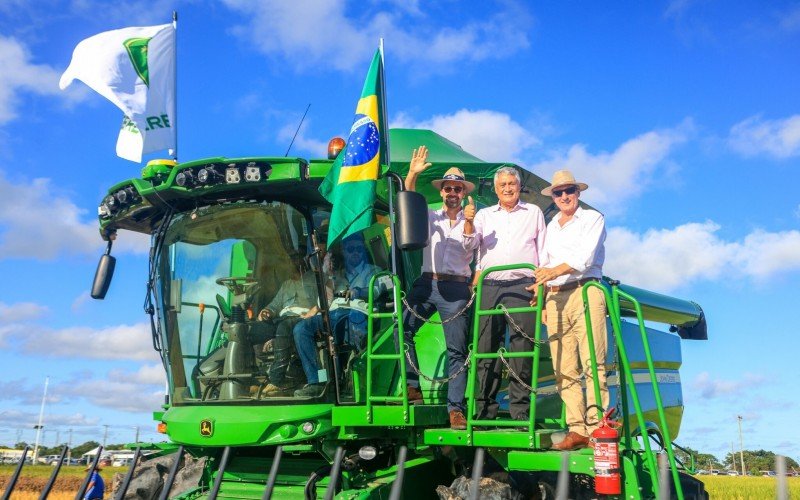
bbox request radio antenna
[285,103,311,157]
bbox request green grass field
[699,474,800,499]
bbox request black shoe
[294,383,325,397]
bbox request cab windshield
[155,201,393,404]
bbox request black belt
[422,272,470,283]
[482,276,534,286]
[547,278,600,293]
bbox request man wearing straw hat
[528,169,609,450]
[400,145,478,430]
[84,462,105,499]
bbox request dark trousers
[402,277,471,412]
[251,317,301,385]
[475,278,535,420]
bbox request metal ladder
[582,280,685,499]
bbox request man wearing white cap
[401,146,478,430]
[528,169,609,450]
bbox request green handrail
[614,287,684,500]
[465,264,544,437]
[582,281,661,494]
[365,272,408,423]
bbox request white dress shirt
[422,208,478,278]
[463,201,546,281]
[541,206,605,286]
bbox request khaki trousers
[545,285,610,436]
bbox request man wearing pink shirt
[463,166,546,422]
[401,146,478,430]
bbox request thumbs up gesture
[464,196,476,221]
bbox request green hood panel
[162,404,333,446]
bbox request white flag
[60,24,175,162]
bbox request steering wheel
[215,277,260,297]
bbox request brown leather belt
[547,277,600,293]
[422,272,470,283]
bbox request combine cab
[88,129,708,499]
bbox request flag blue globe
[343,114,380,167]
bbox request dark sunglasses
[552,186,578,197]
[442,186,464,194]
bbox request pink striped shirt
[463,201,546,281]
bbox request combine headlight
[244,162,261,182]
[301,421,316,434]
[225,164,241,184]
[115,186,136,204]
[358,446,377,460]
[175,169,195,187]
[103,194,118,212]
[198,166,221,185]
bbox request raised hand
[464,195,476,221]
[409,146,431,175]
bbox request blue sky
[1,0,798,461]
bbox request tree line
[3,441,128,457]
[675,447,799,473]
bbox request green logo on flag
[123,37,151,87]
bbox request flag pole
[379,39,390,168]
[171,11,178,161]
[379,39,397,276]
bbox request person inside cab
[291,233,383,398]
[250,252,319,397]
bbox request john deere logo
[123,37,151,87]
[200,419,213,437]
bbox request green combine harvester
[88,128,708,499]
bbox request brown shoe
[406,385,423,404]
[449,410,467,430]
[551,431,590,451]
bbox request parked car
[112,457,134,467]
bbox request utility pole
[730,442,736,473]
[134,426,140,444]
[67,428,73,463]
[33,376,49,465]
[737,415,746,476]
[55,429,60,447]
[102,425,110,449]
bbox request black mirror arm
[384,171,406,192]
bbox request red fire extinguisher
[593,408,621,495]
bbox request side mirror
[91,250,116,300]
[395,190,430,251]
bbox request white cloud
[728,114,800,159]
[691,372,766,400]
[0,301,48,323]
[221,0,531,72]
[60,378,164,413]
[530,122,692,212]
[108,363,165,386]
[277,120,328,158]
[0,408,99,428]
[605,222,800,291]
[4,322,157,361]
[0,35,64,125]
[0,172,149,259]
[392,109,541,162]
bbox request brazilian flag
[320,49,388,247]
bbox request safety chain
[403,345,471,384]
[498,304,550,347]
[497,350,537,394]
[401,290,476,325]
